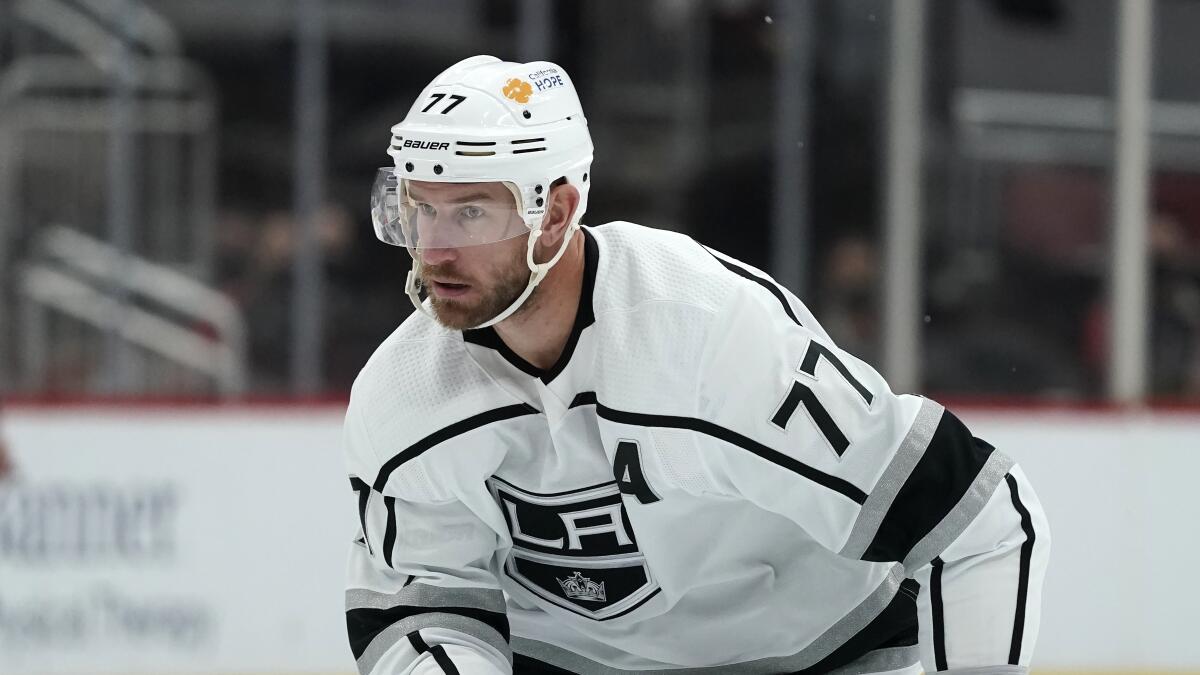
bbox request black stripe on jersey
[408,630,462,675]
[408,631,462,675]
[432,645,460,674]
[930,557,948,671]
[513,654,577,674]
[462,328,544,378]
[785,578,919,674]
[569,392,867,504]
[1006,473,1036,665]
[373,403,541,492]
[407,630,430,652]
[346,604,510,661]
[569,391,598,408]
[350,477,373,555]
[861,409,995,563]
[512,576,918,673]
[699,244,803,327]
[383,495,398,569]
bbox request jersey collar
[462,227,598,384]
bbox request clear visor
[370,168,530,249]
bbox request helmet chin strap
[405,223,580,330]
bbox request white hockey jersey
[343,222,1050,675]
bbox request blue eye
[418,203,436,217]
[461,205,484,219]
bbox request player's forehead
[406,180,514,205]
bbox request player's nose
[419,244,457,267]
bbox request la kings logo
[488,472,660,621]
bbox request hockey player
[345,55,1049,675]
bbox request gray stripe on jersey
[936,662,1032,667]
[902,451,1016,574]
[840,398,944,559]
[511,564,908,674]
[356,611,512,674]
[826,645,920,674]
[346,584,506,614]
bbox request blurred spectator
[1083,209,1200,397]
[0,405,13,481]
[0,440,11,481]
[216,204,407,392]
[924,246,1087,397]
[818,235,880,366]
[1147,210,1200,395]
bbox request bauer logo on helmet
[402,139,450,151]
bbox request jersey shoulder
[586,221,824,330]
[584,222,788,415]
[587,221,739,316]
[585,220,832,348]
[346,311,517,497]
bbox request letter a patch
[613,440,660,505]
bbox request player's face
[408,181,530,329]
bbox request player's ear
[537,181,580,248]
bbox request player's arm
[343,400,512,675]
[696,284,1050,674]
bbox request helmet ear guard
[382,56,594,329]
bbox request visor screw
[535,185,543,194]
[583,172,589,182]
[433,164,444,175]
[404,162,414,172]
[536,197,544,207]
[522,110,532,119]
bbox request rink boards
[0,403,1197,674]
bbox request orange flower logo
[502,78,533,104]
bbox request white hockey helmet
[371,55,593,327]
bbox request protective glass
[370,168,529,249]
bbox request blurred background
[1,0,1198,403]
[2,1,1199,674]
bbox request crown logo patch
[557,571,606,603]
